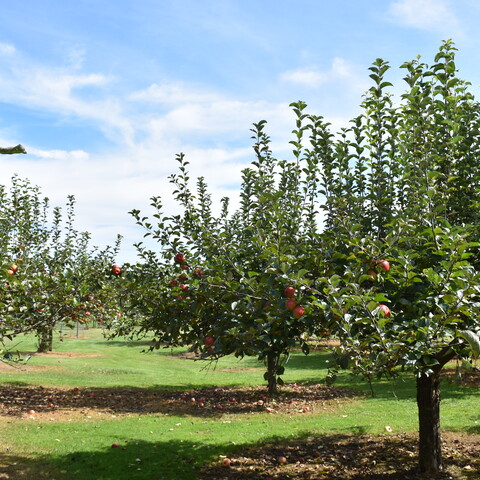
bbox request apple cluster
[283,286,305,319]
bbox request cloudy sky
[1,0,479,262]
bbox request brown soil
[199,431,480,480]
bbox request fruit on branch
[377,259,390,272]
[285,298,297,311]
[284,286,296,298]
[378,304,391,317]
[293,305,305,318]
[174,253,185,263]
[204,336,215,346]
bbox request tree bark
[266,352,278,395]
[416,370,442,474]
[37,327,53,353]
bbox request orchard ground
[0,329,478,480]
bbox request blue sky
[0,0,479,262]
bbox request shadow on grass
[0,382,358,418]
[3,431,479,480]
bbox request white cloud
[0,48,134,146]
[0,46,350,263]
[0,43,15,55]
[388,0,462,35]
[280,57,368,92]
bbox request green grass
[0,329,478,479]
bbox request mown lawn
[0,329,478,479]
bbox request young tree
[116,113,325,394]
[307,41,480,474]
[0,176,122,352]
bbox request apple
[230,397,237,403]
[378,259,390,272]
[293,305,305,318]
[169,279,179,287]
[204,336,215,346]
[6,269,15,276]
[284,286,296,298]
[285,298,297,310]
[193,268,204,278]
[222,458,231,467]
[85,311,91,317]
[111,443,120,448]
[174,253,185,263]
[368,269,377,280]
[179,284,189,292]
[178,274,188,281]
[180,263,189,270]
[111,265,121,275]
[378,304,391,317]
[278,456,287,464]
[10,264,18,273]
[28,409,35,415]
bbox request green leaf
[457,330,480,359]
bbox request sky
[1,0,480,262]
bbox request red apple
[278,456,287,464]
[284,286,296,298]
[169,279,179,287]
[6,269,15,276]
[180,263,189,270]
[111,265,121,275]
[111,443,120,448]
[378,259,390,272]
[222,458,231,467]
[179,284,189,292]
[285,298,297,310]
[193,268,204,278]
[378,304,391,317]
[178,274,188,281]
[293,305,305,318]
[204,336,215,346]
[174,253,185,263]
[10,264,18,273]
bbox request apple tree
[305,41,480,474]
[0,175,122,353]
[114,112,327,394]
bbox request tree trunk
[266,352,278,395]
[37,327,53,353]
[416,370,442,474]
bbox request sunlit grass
[0,329,477,479]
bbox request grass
[0,329,478,479]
